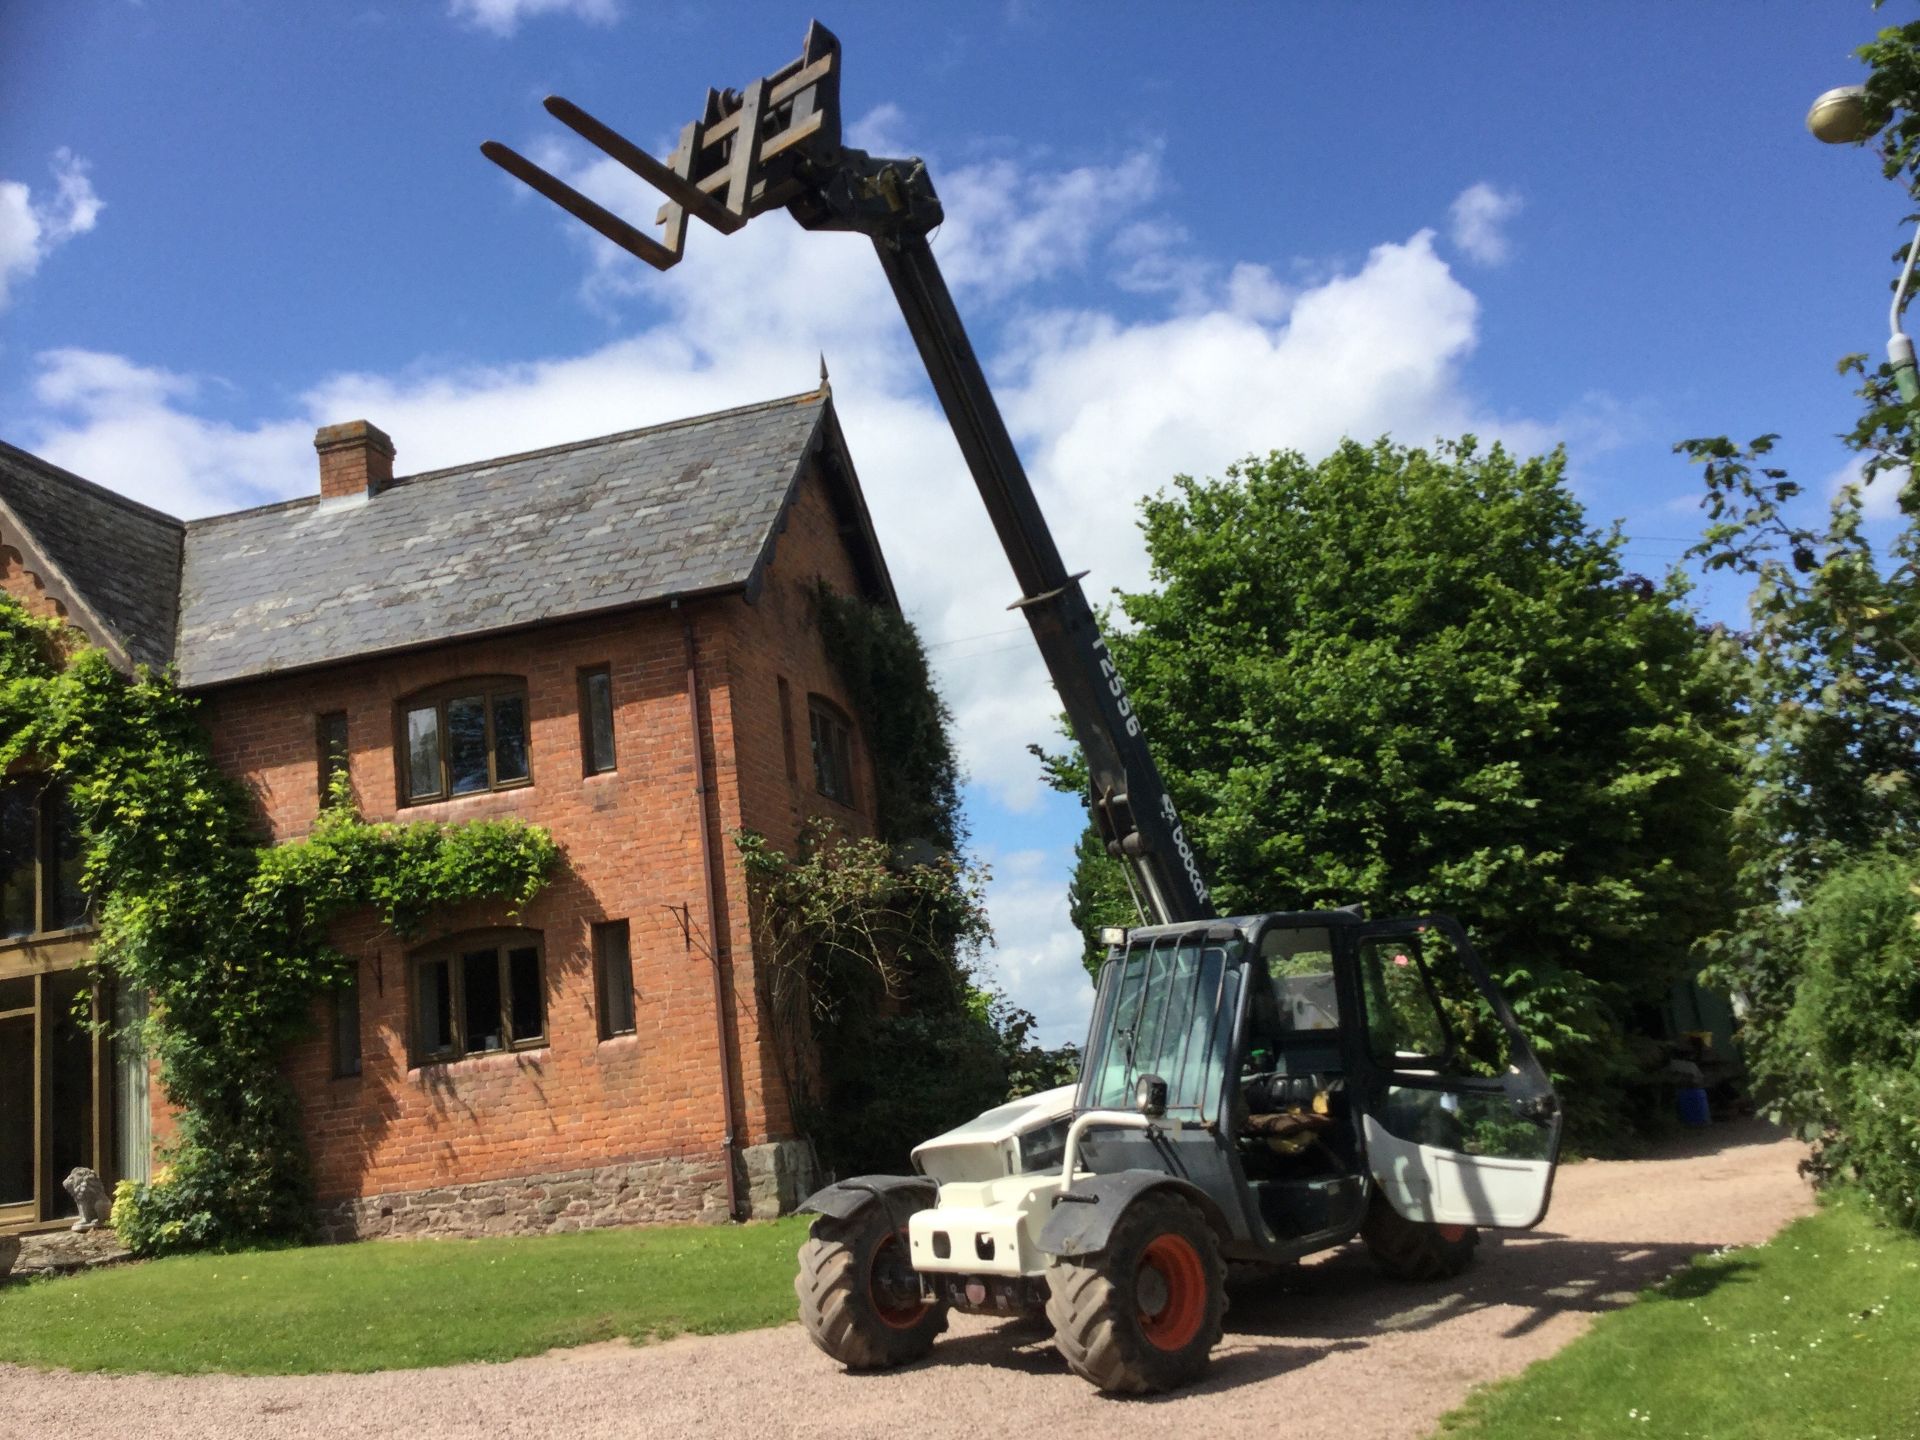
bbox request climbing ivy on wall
[738,589,1076,1179]
[811,583,964,850]
[0,596,560,1254]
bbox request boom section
[481,21,1213,924]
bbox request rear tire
[796,1206,947,1369]
[1045,1191,1226,1394]
[1361,1193,1479,1281]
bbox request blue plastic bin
[1676,1085,1711,1127]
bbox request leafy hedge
[1752,851,1920,1231]
[0,595,559,1253]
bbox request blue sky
[2,2,1909,1044]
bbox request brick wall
[1,543,74,627]
[191,457,877,1226]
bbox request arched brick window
[395,677,531,804]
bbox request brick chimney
[314,420,396,499]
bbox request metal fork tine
[479,140,680,271]
[542,96,744,235]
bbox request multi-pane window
[332,975,362,1078]
[579,666,616,775]
[594,919,635,1039]
[399,680,531,804]
[317,711,349,805]
[411,930,546,1064]
[808,697,856,807]
[0,781,89,941]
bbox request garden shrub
[1768,850,1920,1230]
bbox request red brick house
[0,384,894,1238]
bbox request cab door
[1350,917,1561,1230]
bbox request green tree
[1048,438,1741,1150]
[1677,13,1920,1227]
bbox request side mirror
[1134,1073,1168,1118]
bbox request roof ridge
[387,387,827,488]
[179,387,830,531]
[0,438,188,532]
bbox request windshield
[1079,932,1242,1123]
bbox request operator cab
[1235,917,1362,1243]
[1077,910,1562,1264]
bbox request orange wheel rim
[1435,1223,1469,1243]
[867,1232,930,1330]
[1137,1233,1206,1351]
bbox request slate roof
[174,390,837,689]
[0,440,184,671]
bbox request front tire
[1361,1193,1479,1281]
[796,1206,948,1370]
[1045,1190,1226,1394]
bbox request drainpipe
[678,600,744,1221]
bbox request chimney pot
[315,420,396,499]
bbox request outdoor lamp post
[1808,83,1920,404]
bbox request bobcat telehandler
[484,22,1564,1394]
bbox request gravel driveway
[0,1122,1809,1440]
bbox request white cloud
[1828,453,1909,524]
[974,837,1098,1048]
[845,102,911,156]
[1448,181,1523,267]
[448,0,617,38]
[11,140,1619,1031]
[0,149,102,310]
[30,349,310,517]
[931,148,1165,301]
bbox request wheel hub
[1135,1233,1207,1352]
[868,1232,931,1330]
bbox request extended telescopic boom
[482,21,1214,925]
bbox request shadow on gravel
[1224,1232,1760,1348]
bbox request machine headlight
[1016,1116,1071,1176]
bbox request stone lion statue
[62,1166,111,1232]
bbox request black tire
[795,1206,947,1370]
[1361,1193,1479,1281]
[1044,1190,1227,1395]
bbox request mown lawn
[1438,1198,1920,1440]
[0,1216,810,1375]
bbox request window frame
[593,919,635,1040]
[317,710,350,805]
[331,972,362,1079]
[0,778,91,944]
[408,927,547,1067]
[777,676,798,784]
[578,665,617,776]
[807,695,857,809]
[394,677,533,806]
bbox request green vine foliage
[0,596,559,1254]
[739,820,1003,1175]
[740,591,1076,1178]
[812,584,964,850]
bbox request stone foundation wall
[321,1153,734,1242]
[741,1137,820,1220]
